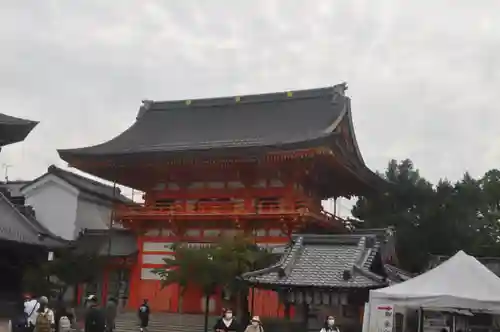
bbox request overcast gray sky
[1,0,500,191]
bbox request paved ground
[0,320,8,332]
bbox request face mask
[225,314,233,319]
[327,319,335,326]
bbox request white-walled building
[20,165,131,240]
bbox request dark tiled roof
[0,181,31,197]
[57,84,388,196]
[58,84,369,164]
[74,228,137,256]
[23,165,132,204]
[384,264,413,284]
[243,233,388,289]
[0,191,67,247]
[0,113,38,147]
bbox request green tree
[212,235,276,322]
[352,159,500,272]
[153,244,220,332]
[154,235,275,330]
[23,249,105,302]
[352,159,435,271]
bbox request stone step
[114,312,218,332]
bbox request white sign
[47,251,54,261]
[375,304,394,332]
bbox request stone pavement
[0,320,8,332]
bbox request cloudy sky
[1,0,500,202]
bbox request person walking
[213,309,240,332]
[84,295,106,332]
[24,295,39,332]
[319,315,340,332]
[243,316,264,332]
[34,296,55,332]
[54,304,73,332]
[138,299,150,332]
[105,297,117,332]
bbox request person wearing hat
[213,308,240,332]
[244,316,264,332]
[84,295,106,332]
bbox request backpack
[59,316,71,330]
[35,312,52,332]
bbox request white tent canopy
[370,250,500,312]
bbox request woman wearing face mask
[244,316,263,332]
[213,309,240,332]
[320,315,340,332]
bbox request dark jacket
[85,306,106,332]
[214,318,240,332]
[138,304,150,321]
[105,301,117,327]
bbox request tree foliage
[352,159,500,272]
[23,249,105,300]
[153,234,275,318]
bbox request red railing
[115,198,332,221]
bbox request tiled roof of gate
[243,233,387,289]
[58,85,352,159]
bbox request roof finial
[137,100,154,119]
[333,82,348,96]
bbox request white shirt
[24,300,40,326]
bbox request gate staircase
[114,312,218,332]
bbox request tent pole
[417,308,423,332]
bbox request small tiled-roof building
[243,228,410,331]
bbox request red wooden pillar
[76,284,83,306]
[128,235,143,309]
[102,268,109,304]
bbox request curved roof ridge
[141,85,345,112]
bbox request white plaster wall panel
[268,229,284,237]
[142,254,174,265]
[75,197,112,236]
[185,228,201,237]
[206,181,224,189]
[22,175,79,240]
[160,228,175,236]
[144,228,160,236]
[204,229,221,237]
[227,181,244,188]
[270,179,284,187]
[142,242,174,252]
[167,182,180,190]
[141,268,161,280]
[256,229,267,236]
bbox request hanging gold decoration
[287,91,293,97]
[185,100,192,105]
